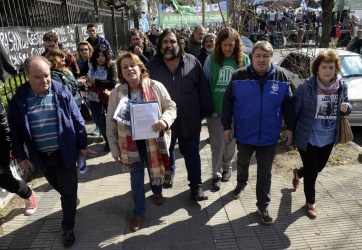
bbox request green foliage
[1,73,27,110]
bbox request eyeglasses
[79,48,89,52]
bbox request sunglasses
[79,48,89,52]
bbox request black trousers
[0,160,32,199]
[298,143,334,204]
[39,150,78,231]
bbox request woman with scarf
[106,52,176,232]
[80,45,117,152]
[290,49,352,218]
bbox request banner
[0,23,104,75]
[158,1,227,29]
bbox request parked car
[276,48,362,126]
[241,35,254,55]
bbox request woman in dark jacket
[291,49,352,218]
[80,45,117,152]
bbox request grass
[1,73,27,110]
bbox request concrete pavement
[1,121,362,249]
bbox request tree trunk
[320,0,335,48]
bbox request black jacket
[127,43,154,65]
[0,95,10,169]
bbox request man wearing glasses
[86,23,114,57]
[41,31,80,77]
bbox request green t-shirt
[209,53,249,114]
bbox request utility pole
[202,0,205,26]
[93,0,100,23]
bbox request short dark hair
[43,31,58,43]
[87,23,95,30]
[90,46,112,71]
[129,30,144,39]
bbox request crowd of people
[0,23,353,247]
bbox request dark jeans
[297,143,334,204]
[236,142,277,212]
[0,160,32,199]
[89,100,108,143]
[130,150,162,217]
[39,150,78,231]
[169,133,202,185]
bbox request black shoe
[232,182,247,198]
[103,142,110,152]
[257,209,274,225]
[211,178,221,190]
[63,229,75,247]
[221,170,231,182]
[190,185,208,201]
[163,171,175,189]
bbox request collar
[28,83,52,98]
[249,63,275,78]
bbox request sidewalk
[1,121,362,249]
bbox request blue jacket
[222,64,293,146]
[86,35,114,57]
[8,80,88,171]
[291,76,352,151]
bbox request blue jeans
[169,133,202,185]
[236,142,277,212]
[89,101,107,142]
[130,150,162,217]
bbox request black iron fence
[0,0,129,106]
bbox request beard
[161,46,180,60]
[205,46,215,53]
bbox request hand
[134,46,143,56]
[114,156,122,164]
[77,77,86,86]
[224,129,233,143]
[89,78,96,85]
[284,130,293,146]
[340,102,348,113]
[152,120,167,132]
[79,149,88,157]
[18,159,29,170]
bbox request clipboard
[130,101,160,140]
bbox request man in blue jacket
[8,56,88,247]
[86,23,114,57]
[222,41,294,225]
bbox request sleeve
[203,55,211,83]
[282,84,296,131]
[67,54,80,78]
[79,60,89,77]
[243,54,250,66]
[221,79,234,131]
[341,81,352,116]
[104,40,114,57]
[106,88,121,158]
[94,62,117,89]
[0,96,10,149]
[156,82,177,130]
[198,60,214,118]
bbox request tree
[320,0,335,48]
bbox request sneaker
[211,178,221,190]
[86,148,98,157]
[221,170,231,182]
[163,171,175,189]
[24,192,37,215]
[89,127,100,136]
[103,142,110,152]
[153,193,164,206]
[131,217,143,232]
[63,229,75,247]
[257,209,274,225]
[78,164,88,174]
[232,182,247,199]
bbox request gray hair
[252,41,274,57]
[193,25,204,34]
[202,33,216,47]
[24,56,51,74]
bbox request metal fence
[0,0,129,106]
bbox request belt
[39,149,60,157]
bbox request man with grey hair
[221,41,294,225]
[196,33,216,67]
[187,25,205,56]
[8,55,88,247]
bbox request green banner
[159,12,227,28]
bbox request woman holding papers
[106,52,176,232]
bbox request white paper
[130,102,159,140]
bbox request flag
[172,0,195,16]
[300,0,307,10]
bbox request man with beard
[146,29,213,201]
[196,33,216,67]
[222,41,294,225]
[127,30,154,64]
[203,27,250,191]
[186,26,205,56]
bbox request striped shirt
[27,85,59,152]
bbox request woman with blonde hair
[291,49,352,218]
[106,51,176,232]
